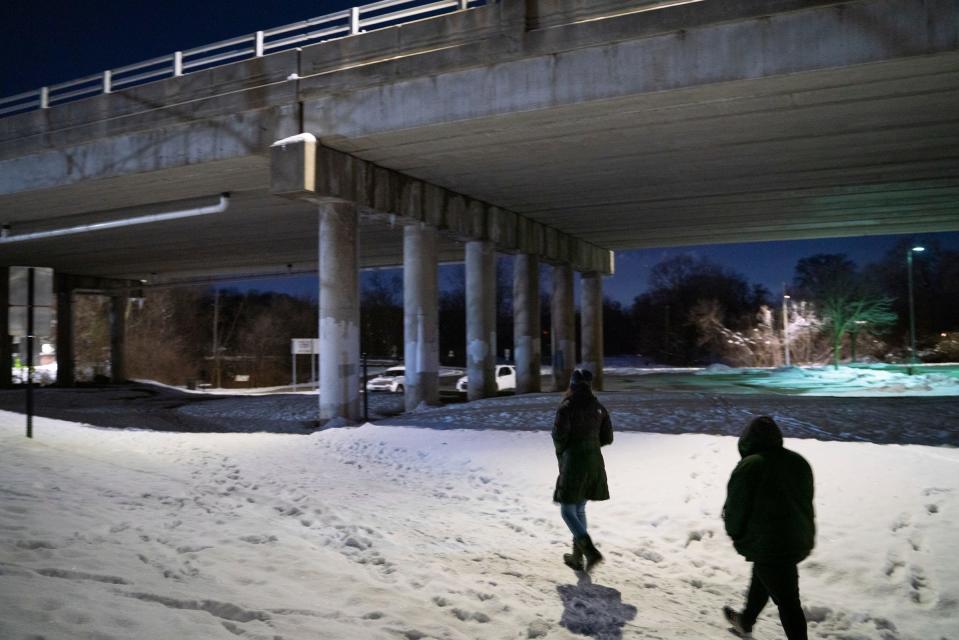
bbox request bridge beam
[270,134,613,274]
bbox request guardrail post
[174,51,183,77]
[103,70,112,94]
[255,31,265,56]
[458,0,468,9]
[40,87,49,109]
[350,6,361,34]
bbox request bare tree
[819,294,896,368]
[126,288,205,384]
[689,299,754,366]
[73,294,111,380]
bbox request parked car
[365,366,406,393]
[455,365,516,393]
[12,364,57,384]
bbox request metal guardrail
[0,0,484,118]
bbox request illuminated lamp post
[907,246,925,375]
[782,292,791,367]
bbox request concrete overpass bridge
[1,0,957,422]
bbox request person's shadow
[557,573,637,639]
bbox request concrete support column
[403,224,439,411]
[0,267,10,388]
[109,294,127,383]
[580,271,604,391]
[513,253,541,394]
[551,263,575,391]
[465,239,496,400]
[55,276,75,387]
[318,202,361,423]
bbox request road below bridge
[2,379,956,447]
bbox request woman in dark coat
[552,368,613,573]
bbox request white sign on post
[290,338,320,391]
[291,338,319,355]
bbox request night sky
[4,1,957,304]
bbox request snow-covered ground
[1,411,957,640]
[691,365,959,397]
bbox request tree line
[618,239,958,366]
[68,239,958,386]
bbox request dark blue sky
[4,1,958,303]
[1,1,359,96]
[212,232,959,305]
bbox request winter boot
[574,535,604,573]
[563,539,584,571]
[722,606,753,638]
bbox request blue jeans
[560,501,588,538]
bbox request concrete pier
[109,294,127,383]
[318,202,361,423]
[403,224,439,411]
[465,240,496,400]
[55,276,74,387]
[580,271,604,391]
[0,268,10,388]
[513,253,541,394]
[551,263,575,391]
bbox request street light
[907,245,925,375]
[782,292,791,367]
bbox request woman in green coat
[552,368,613,573]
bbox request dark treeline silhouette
[628,256,770,365]
[123,288,316,387]
[867,239,959,348]
[361,272,403,359]
[71,242,957,386]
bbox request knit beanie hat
[570,368,594,388]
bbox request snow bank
[693,365,959,397]
[1,411,957,639]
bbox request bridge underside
[336,52,959,250]
[2,0,958,419]
[1,0,958,284]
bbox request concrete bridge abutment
[551,263,575,392]
[465,240,497,401]
[403,224,440,411]
[318,202,361,424]
[270,134,612,410]
[513,253,541,394]
[55,278,75,387]
[580,271,604,391]
[109,294,127,383]
[0,268,10,388]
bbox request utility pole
[212,288,221,388]
[26,268,34,438]
[907,246,925,375]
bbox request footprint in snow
[890,514,910,532]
